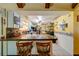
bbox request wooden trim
[1,17,3,35]
[3,38,57,41]
[2,39,57,44]
[7,11,8,27]
[45,3,50,9]
[0,15,5,56]
[13,12,14,28]
[1,17,3,56]
[17,3,25,8]
[74,54,79,56]
[72,3,78,8]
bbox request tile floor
[53,44,72,56]
[7,41,72,56]
[32,42,72,56]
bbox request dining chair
[36,41,51,56]
[16,41,33,56]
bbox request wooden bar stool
[16,41,33,56]
[36,42,51,56]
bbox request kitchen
[0,4,73,56]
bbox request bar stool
[16,41,33,56]
[36,42,51,56]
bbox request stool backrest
[36,42,51,56]
[16,41,33,56]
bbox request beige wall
[53,12,73,55]
[54,12,73,33]
[74,4,79,55]
[0,8,8,56]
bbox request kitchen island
[3,34,57,56]
[6,34,57,43]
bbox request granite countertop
[6,34,57,41]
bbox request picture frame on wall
[14,16,20,28]
[14,16,20,25]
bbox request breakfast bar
[6,34,57,43]
[5,34,57,56]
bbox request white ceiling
[17,11,71,16]
[16,11,72,24]
[0,3,73,24]
[0,3,72,11]
[0,3,72,24]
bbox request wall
[7,11,20,55]
[8,11,20,28]
[0,14,1,56]
[54,12,73,33]
[8,11,14,28]
[54,33,73,55]
[74,4,79,55]
[3,10,8,56]
[7,12,30,55]
[0,8,8,56]
[54,12,73,55]
[0,9,16,56]
[13,12,20,28]
[7,41,17,55]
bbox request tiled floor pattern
[53,44,72,56]
[32,43,72,56]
